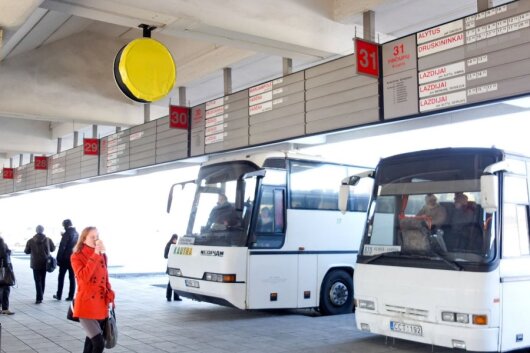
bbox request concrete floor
[0,254,468,352]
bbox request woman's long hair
[73,226,97,253]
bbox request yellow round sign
[114,38,176,103]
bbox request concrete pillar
[30,154,34,163]
[363,10,375,42]
[19,154,23,166]
[179,86,187,106]
[144,104,150,123]
[283,58,293,75]
[57,137,62,153]
[92,125,98,139]
[73,131,79,147]
[477,0,493,12]
[223,67,232,95]
[116,127,122,133]
[9,158,13,168]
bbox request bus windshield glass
[360,150,500,266]
[186,162,259,246]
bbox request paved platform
[1,254,459,353]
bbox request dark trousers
[56,263,76,299]
[32,269,47,301]
[166,282,180,300]
[0,285,10,310]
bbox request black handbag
[45,238,57,273]
[0,259,15,286]
[66,300,79,322]
[104,306,118,349]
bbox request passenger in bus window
[452,193,475,224]
[451,192,481,250]
[207,194,239,230]
[256,207,273,232]
[416,193,447,228]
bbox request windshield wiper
[427,248,462,271]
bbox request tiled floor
[1,254,457,352]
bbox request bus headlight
[167,268,182,276]
[204,272,236,283]
[441,311,471,324]
[358,299,375,310]
[456,313,469,324]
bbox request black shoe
[174,297,182,301]
[65,297,73,301]
[53,295,61,300]
[166,298,171,302]
[35,300,42,304]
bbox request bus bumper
[169,275,247,309]
[356,311,499,352]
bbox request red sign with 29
[2,168,14,179]
[169,105,190,130]
[34,156,48,170]
[84,138,99,155]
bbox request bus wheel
[319,270,353,315]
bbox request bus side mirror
[339,185,350,214]
[481,174,498,213]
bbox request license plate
[185,279,200,288]
[390,321,423,336]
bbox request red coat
[71,245,115,320]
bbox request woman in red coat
[71,227,115,353]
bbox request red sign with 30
[169,105,190,130]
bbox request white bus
[166,151,370,315]
[339,147,530,352]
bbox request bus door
[500,174,530,352]
[247,186,294,309]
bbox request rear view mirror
[480,174,498,213]
[339,185,350,214]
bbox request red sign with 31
[355,38,380,78]
[84,138,99,155]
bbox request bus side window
[502,204,530,257]
[253,188,286,249]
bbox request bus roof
[202,151,357,169]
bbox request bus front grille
[384,304,429,319]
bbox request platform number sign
[355,38,380,78]
[169,105,190,130]
[34,156,48,170]
[83,138,99,156]
[2,168,14,179]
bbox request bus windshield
[360,150,500,267]
[186,161,259,247]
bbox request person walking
[24,225,55,304]
[54,219,79,301]
[164,234,181,302]
[0,235,15,315]
[71,227,115,353]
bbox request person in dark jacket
[54,219,79,301]
[0,236,15,315]
[24,225,55,304]
[164,234,181,301]
[206,194,239,230]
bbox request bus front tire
[319,270,353,316]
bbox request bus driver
[207,194,239,230]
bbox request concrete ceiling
[0,0,510,168]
